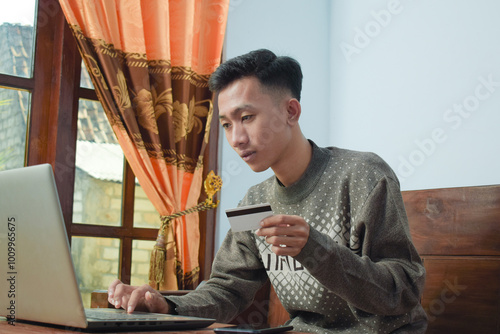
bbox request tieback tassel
[149,228,167,286]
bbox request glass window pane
[80,60,95,89]
[130,240,156,286]
[0,0,37,78]
[0,88,30,171]
[134,179,162,228]
[73,98,123,226]
[71,236,120,308]
[77,99,117,144]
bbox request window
[0,0,36,171]
[1,0,219,308]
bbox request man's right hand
[108,279,171,314]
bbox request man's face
[218,76,293,173]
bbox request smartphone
[213,324,294,333]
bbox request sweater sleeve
[166,228,269,322]
[293,176,426,316]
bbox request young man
[108,49,428,333]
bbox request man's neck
[273,136,312,187]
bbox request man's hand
[255,214,310,256]
[108,279,171,314]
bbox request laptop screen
[0,164,215,331]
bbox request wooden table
[0,320,231,333]
[0,318,302,333]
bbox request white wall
[215,0,500,250]
[329,0,500,190]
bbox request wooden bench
[91,185,500,333]
[403,185,500,333]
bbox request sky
[0,0,37,25]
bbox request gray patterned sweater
[167,141,428,333]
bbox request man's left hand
[256,214,310,256]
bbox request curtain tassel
[149,227,167,286]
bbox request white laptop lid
[0,163,88,328]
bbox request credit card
[225,203,273,232]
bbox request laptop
[0,164,215,331]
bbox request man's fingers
[108,279,123,299]
[108,279,126,306]
[260,215,290,228]
[266,235,298,247]
[262,225,308,239]
[143,291,156,313]
[146,291,153,299]
[257,215,308,235]
[257,226,294,240]
[115,296,126,309]
[127,285,149,313]
[271,244,301,257]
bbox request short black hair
[208,49,303,101]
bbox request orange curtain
[59,0,229,290]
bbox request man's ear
[286,98,301,125]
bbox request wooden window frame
[1,0,218,286]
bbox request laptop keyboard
[85,308,164,321]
